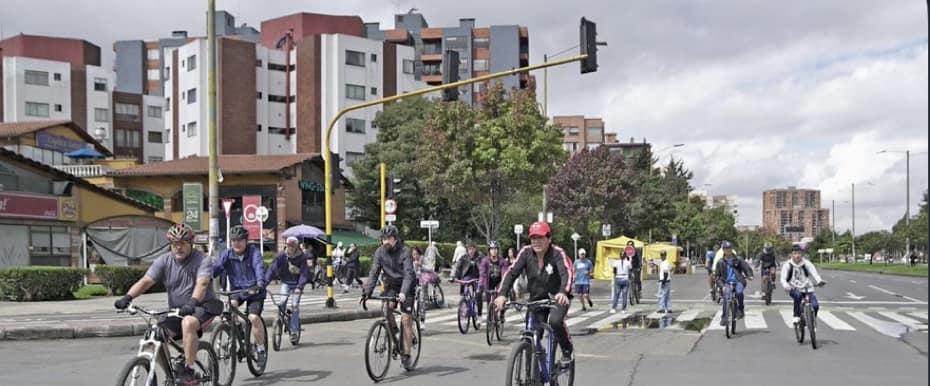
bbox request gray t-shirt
[146,249,216,308]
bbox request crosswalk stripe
[779,309,795,328]
[744,310,766,329]
[879,312,928,331]
[566,310,607,327]
[586,311,630,330]
[676,309,701,322]
[707,310,724,330]
[847,312,907,338]
[817,311,856,331]
[425,310,462,324]
[909,311,928,321]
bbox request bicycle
[115,303,218,386]
[503,299,574,386]
[794,282,826,350]
[267,290,301,351]
[211,288,268,386]
[485,289,506,346]
[762,267,777,306]
[709,275,719,303]
[721,281,738,339]
[420,272,445,309]
[361,294,422,382]
[454,279,481,334]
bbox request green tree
[669,195,705,254]
[700,206,738,250]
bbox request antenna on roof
[408,7,418,14]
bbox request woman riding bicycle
[479,241,510,318]
[780,244,827,325]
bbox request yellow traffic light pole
[322,54,588,308]
[380,162,386,229]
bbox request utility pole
[831,199,836,261]
[207,0,219,257]
[906,150,910,257]
[380,162,386,229]
[852,183,856,263]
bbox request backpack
[785,262,810,282]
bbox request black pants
[345,265,363,286]
[533,301,572,354]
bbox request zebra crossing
[414,301,929,339]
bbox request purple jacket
[479,255,510,291]
[264,251,309,290]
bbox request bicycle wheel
[554,349,575,386]
[432,284,445,308]
[210,323,236,386]
[725,302,734,339]
[495,307,505,341]
[403,319,422,371]
[246,316,268,377]
[729,301,737,337]
[711,284,718,303]
[364,320,392,382]
[795,317,805,343]
[115,356,156,386]
[457,299,470,334]
[486,303,496,346]
[272,318,283,352]
[505,340,534,386]
[193,340,219,386]
[806,304,818,350]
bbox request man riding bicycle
[781,245,827,325]
[452,241,484,317]
[494,221,575,366]
[263,236,309,345]
[213,225,268,361]
[114,223,222,385]
[713,240,753,324]
[757,242,778,293]
[706,243,719,297]
[361,225,417,364]
[479,241,510,318]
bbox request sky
[1,0,927,235]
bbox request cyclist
[781,244,826,325]
[706,243,719,297]
[452,240,483,317]
[479,240,510,319]
[213,225,268,361]
[114,223,222,385]
[263,236,308,345]
[494,221,575,366]
[713,240,753,324]
[757,242,778,294]
[361,225,417,365]
[573,248,595,311]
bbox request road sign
[385,214,397,222]
[420,220,439,229]
[182,183,203,231]
[571,232,581,241]
[385,199,397,214]
[222,199,234,217]
[546,212,553,223]
[256,206,269,223]
[602,224,611,237]
[514,224,524,235]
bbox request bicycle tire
[729,300,737,337]
[403,319,422,371]
[496,307,505,341]
[806,304,818,350]
[486,303,496,346]
[365,320,392,382]
[246,316,268,377]
[194,340,220,386]
[433,284,445,308]
[457,299,470,334]
[272,318,283,351]
[553,349,575,386]
[114,356,156,386]
[725,301,734,339]
[210,323,236,386]
[795,317,805,343]
[505,340,534,386]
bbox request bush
[0,266,87,301]
[359,256,373,276]
[74,284,108,299]
[95,265,166,295]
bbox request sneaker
[609,308,617,314]
[254,345,267,363]
[621,309,628,315]
[792,316,801,325]
[582,307,587,312]
[560,351,574,367]
[719,319,727,327]
[175,365,196,385]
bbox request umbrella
[281,224,324,240]
[65,146,104,159]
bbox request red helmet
[528,221,551,238]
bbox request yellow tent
[593,236,645,280]
[643,243,680,276]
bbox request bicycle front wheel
[505,340,534,386]
[115,356,156,386]
[365,320,392,382]
[210,323,236,386]
[193,340,219,386]
[806,305,818,350]
[725,302,734,339]
[272,318,283,352]
[432,284,445,308]
[403,319,422,371]
[246,317,268,377]
[457,299,470,334]
[486,303,496,346]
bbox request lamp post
[651,143,685,176]
[571,232,581,260]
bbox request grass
[819,262,928,277]
[73,284,109,299]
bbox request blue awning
[65,146,104,159]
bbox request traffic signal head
[580,17,598,74]
[442,50,460,101]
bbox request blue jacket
[214,244,266,290]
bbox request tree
[699,205,738,250]
[669,195,705,254]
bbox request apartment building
[762,186,830,241]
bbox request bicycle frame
[364,296,406,355]
[217,289,258,357]
[123,305,192,385]
[267,291,293,334]
[510,300,559,384]
[456,280,479,317]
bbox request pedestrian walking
[573,249,595,311]
[611,253,632,314]
[343,243,363,292]
[656,250,672,313]
[450,240,467,278]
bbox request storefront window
[29,226,70,266]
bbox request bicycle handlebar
[360,295,400,311]
[504,298,556,312]
[216,286,262,298]
[118,303,181,318]
[452,279,478,285]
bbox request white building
[142,94,166,163]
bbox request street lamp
[543,41,607,117]
[571,232,581,260]
[876,149,929,257]
[651,143,685,175]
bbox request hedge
[0,266,87,301]
[95,265,166,295]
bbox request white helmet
[578,248,587,256]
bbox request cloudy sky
[1,0,927,234]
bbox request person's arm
[400,249,416,296]
[497,253,526,294]
[251,247,266,287]
[192,255,216,303]
[478,257,489,290]
[806,260,824,285]
[264,254,282,284]
[126,275,156,299]
[780,262,791,290]
[363,252,383,295]
[555,249,573,296]
[212,252,227,278]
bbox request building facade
[554,115,617,155]
[762,186,830,242]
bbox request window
[186,121,197,137]
[370,53,378,63]
[346,50,365,67]
[423,43,441,55]
[345,84,365,100]
[186,55,196,71]
[94,78,107,91]
[114,103,140,121]
[473,37,489,49]
[423,64,441,76]
[345,151,364,166]
[94,108,109,122]
[53,73,61,81]
[402,59,414,74]
[564,127,580,136]
[586,127,603,141]
[346,118,366,134]
[164,67,171,80]
[147,48,160,60]
[256,59,263,67]
[25,70,49,86]
[54,104,62,112]
[25,102,49,117]
[148,130,163,143]
[257,92,262,100]
[147,156,163,163]
[371,87,378,95]
[147,105,162,118]
[114,129,126,147]
[114,129,141,147]
[147,69,160,80]
[166,97,170,111]
[129,130,141,147]
[186,88,196,104]
[256,125,262,132]
[267,127,292,135]
[267,63,293,71]
[29,226,71,265]
[267,94,292,103]
[473,59,488,71]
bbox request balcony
[54,164,111,178]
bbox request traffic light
[580,17,598,74]
[442,50,460,101]
[387,175,402,199]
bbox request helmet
[763,241,773,249]
[380,225,399,240]
[578,248,587,256]
[791,244,803,252]
[229,225,249,241]
[488,240,500,249]
[721,240,734,249]
[528,221,551,238]
[285,236,299,247]
[166,223,194,243]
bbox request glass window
[54,104,62,112]
[164,67,170,80]
[130,130,141,147]
[95,108,109,122]
[53,73,61,81]
[187,88,197,104]
[114,129,126,147]
[24,70,49,86]
[147,68,160,80]
[371,87,378,95]
[147,105,162,118]
[345,50,366,67]
[345,84,365,100]
[148,131,163,143]
[186,55,197,71]
[30,227,52,255]
[147,48,160,60]
[564,127,580,136]
[473,59,488,71]
[94,78,107,91]
[256,59,263,67]
[187,121,197,137]
[115,103,140,122]
[147,156,163,163]
[346,118,365,134]
[586,127,603,141]
[345,151,364,166]
[370,53,378,63]
[403,59,415,74]
[473,37,489,49]
[25,102,49,117]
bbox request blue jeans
[789,289,820,318]
[278,283,302,335]
[656,282,671,311]
[721,281,744,320]
[612,277,629,310]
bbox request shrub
[359,256,373,276]
[74,284,108,299]
[0,266,87,301]
[95,265,166,295]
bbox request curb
[0,308,383,341]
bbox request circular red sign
[625,246,636,257]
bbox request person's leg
[181,316,200,367]
[400,289,415,356]
[290,289,302,335]
[721,283,731,321]
[476,286,484,316]
[790,289,802,318]
[620,279,629,311]
[247,298,266,352]
[547,303,573,357]
[735,281,745,316]
[611,278,621,310]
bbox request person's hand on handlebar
[554,293,569,306]
[494,295,507,310]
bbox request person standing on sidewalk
[656,250,672,313]
[343,243,363,292]
[573,249,595,311]
[263,236,308,344]
[451,240,467,279]
[610,253,632,314]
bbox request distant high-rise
[763,186,830,242]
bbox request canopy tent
[65,145,104,159]
[642,243,681,276]
[593,235,645,280]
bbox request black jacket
[498,245,573,300]
[714,256,753,287]
[364,241,415,296]
[345,247,361,268]
[757,251,777,270]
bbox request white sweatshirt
[780,258,823,292]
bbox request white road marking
[779,309,795,328]
[847,311,908,338]
[818,311,856,331]
[566,310,607,327]
[676,309,701,322]
[744,310,767,329]
[707,310,724,331]
[879,312,928,331]
[868,285,897,295]
[909,311,928,321]
[587,311,630,330]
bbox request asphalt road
[0,271,925,386]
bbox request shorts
[382,285,416,315]
[233,289,266,316]
[159,299,222,338]
[574,284,590,294]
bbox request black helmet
[229,225,249,241]
[791,244,803,252]
[380,225,399,240]
[721,240,734,249]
